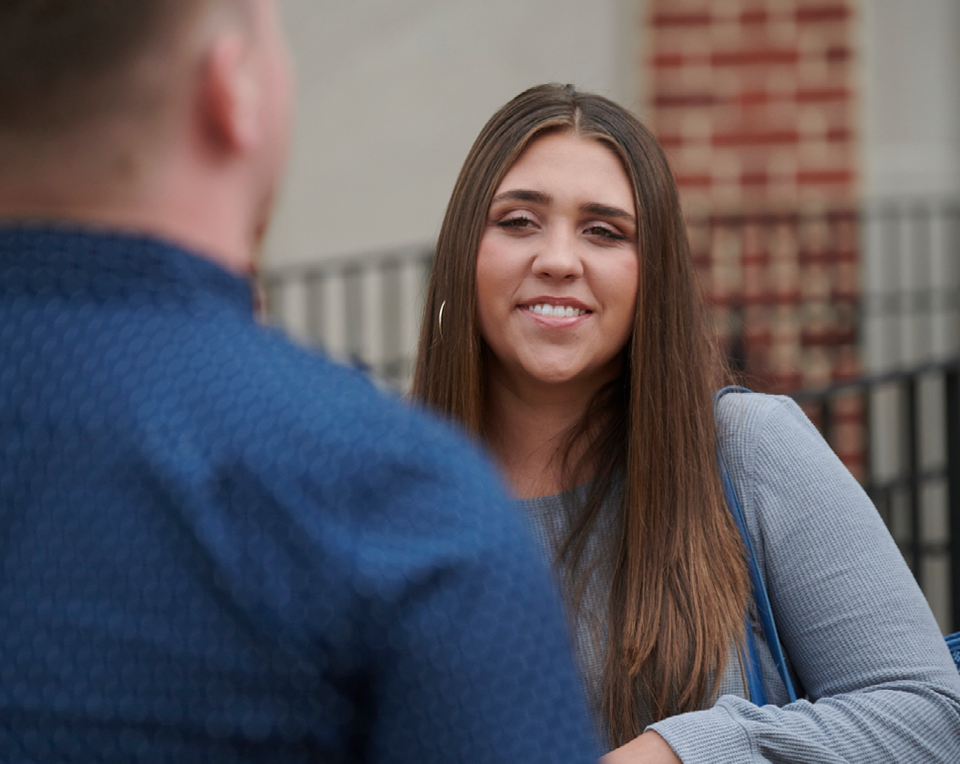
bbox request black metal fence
[793,356,960,633]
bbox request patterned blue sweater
[0,225,599,763]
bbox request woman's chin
[515,364,616,395]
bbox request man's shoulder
[199,322,507,512]
[229,324,479,458]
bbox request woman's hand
[600,731,681,764]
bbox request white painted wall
[263,0,639,268]
[857,0,960,632]
[859,0,960,199]
[858,0,960,372]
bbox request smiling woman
[476,133,639,405]
[412,85,749,754]
[410,84,960,763]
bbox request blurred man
[0,1,598,761]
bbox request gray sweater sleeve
[649,393,960,763]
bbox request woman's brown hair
[411,84,749,746]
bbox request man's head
[0,0,195,135]
[0,0,293,272]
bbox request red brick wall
[646,0,857,208]
[644,0,863,473]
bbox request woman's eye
[585,225,626,241]
[496,216,535,229]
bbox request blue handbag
[714,387,960,706]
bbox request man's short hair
[0,0,216,134]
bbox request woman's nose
[532,229,584,280]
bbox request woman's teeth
[525,304,587,318]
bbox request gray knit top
[518,392,960,762]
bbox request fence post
[906,377,922,590]
[946,366,960,633]
[820,397,834,451]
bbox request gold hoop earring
[438,300,446,339]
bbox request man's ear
[200,31,260,154]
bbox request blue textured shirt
[0,225,599,763]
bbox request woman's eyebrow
[490,189,552,205]
[580,202,636,225]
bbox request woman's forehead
[494,132,635,208]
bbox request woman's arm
[601,732,681,764]
[647,394,960,763]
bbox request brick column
[646,1,856,208]
[645,0,862,472]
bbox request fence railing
[858,200,960,371]
[261,244,434,386]
[793,355,960,633]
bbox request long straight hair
[411,84,749,746]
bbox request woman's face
[476,131,639,395]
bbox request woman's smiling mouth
[522,303,590,318]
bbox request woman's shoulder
[713,389,841,540]
[714,389,818,459]
[714,387,888,572]
[715,388,805,429]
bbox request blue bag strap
[946,631,960,674]
[714,386,798,704]
[740,610,767,706]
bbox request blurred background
[260,0,960,633]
